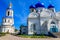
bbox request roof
[35,2,45,8]
[48,4,54,8]
[3,16,13,19]
[29,5,35,9]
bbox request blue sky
[0,0,60,30]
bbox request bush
[0,32,6,37]
[17,34,51,38]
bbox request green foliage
[20,24,24,28]
[17,34,51,38]
[0,32,6,37]
[15,29,18,32]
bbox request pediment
[28,12,39,18]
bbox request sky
[0,0,60,30]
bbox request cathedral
[0,3,15,33]
[28,2,60,35]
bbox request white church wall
[1,25,15,33]
[28,18,40,35]
[40,19,48,34]
[58,21,60,32]
[2,18,14,26]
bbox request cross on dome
[9,2,12,8]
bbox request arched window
[50,21,58,32]
[31,9,34,12]
[33,24,36,30]
[30,24,36,32]
[8,11,10,16]
[36,10,38,13]
[5,19,6,22]
[8,20,10,23]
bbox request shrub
[0,32,6,37]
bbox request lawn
[17,34,52,38]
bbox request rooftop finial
[9,2,12,8]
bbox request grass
[17,34,52,38]
[0,32,6,37]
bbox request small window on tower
[8,11,10,16]
[31,9,34,12]
[36,10,38,13]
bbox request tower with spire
[0,2,15,33]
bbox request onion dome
[48,4,54,9]
[35,2,45,8]
[29,5,35,9]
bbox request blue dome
[29,5,35,9]
[48,4,54,8]
[35,2,45,8]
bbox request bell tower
[1,2,15,33]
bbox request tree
[18,24,24,35]
[15,29,18,32]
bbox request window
[23,32,25,34]
[30,25,33,32]
[52,9,54,12]
[31,9,34,12]
[30,24,36,32]
[33,24,36,30]
[8,11,10,16]
[8,20,10,22]
[36,10,38,13]
[50,26,58,32]
[40,10,42,12]
[5,19,6,22]
[23,29,26,30]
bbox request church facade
[28,2,60,35]
[0,3,15,33]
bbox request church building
[28,2,60,35]
[0,3,15,33]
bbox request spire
[9,2,12,8]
